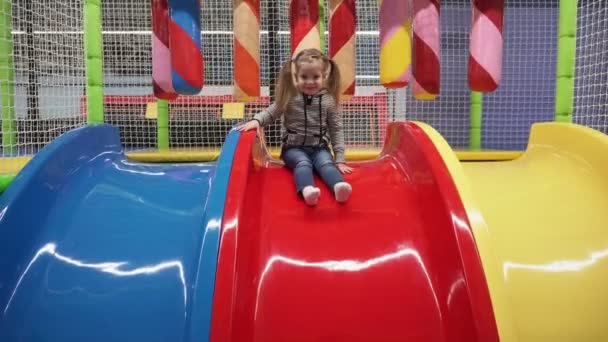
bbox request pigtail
[325,58,342,105]
[275,59,298,112]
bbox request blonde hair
[275,48,341,112]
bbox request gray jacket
[253,89,346,163]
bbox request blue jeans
[281,145,344,195]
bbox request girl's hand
[337,163,353,174]
[237,120,260,131]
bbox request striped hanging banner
[290,0,321,58]
[411,0,440,100]
[329,0,357,99]
[151,0,177,100]
[469,0,504,92]
[378,0,412,89]
[233,0,260,101]
[168,0,204,95]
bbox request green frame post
[554,0,577,123]
[157,99,169,149]
[469,91,482,149]
[0,0,16,155]
[0,173,14,194]
[319,0,326,54]
[84,0,104,124]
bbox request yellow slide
[421,122,608,341]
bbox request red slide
[210,122,499,342]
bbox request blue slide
[0,125,238,342]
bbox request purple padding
[482,8,558,150]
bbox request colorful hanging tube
[168,0,204,95]
[233,0,260,102]
[290,0,321,58]
[468,0,504,92]
[412,0,440,100]
[329,0,357,99]
[378,0,412,89]
[151,0,178,100]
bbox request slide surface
[0,125,237,342]
[210,123,499,342]
[3,120,604,341]
[421,122,608,341]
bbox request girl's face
[295,61,324,95]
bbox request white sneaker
[302,186,321,206]
[334,182,352,203]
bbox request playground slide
[209,123,500,342]
[0,124,237,342]
[420,122,608,341]
[2,121,604,342]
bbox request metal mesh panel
[3,1,583,155]
[400,0,558,150]
[0,0,85,157]
[171,0,238,149]
[100,0,388,151]
[398,1,471,148]
[573,0,608,133]
[483,1,558,150]
[248,0,386,149]
[102,1,156,149]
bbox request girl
[238,48,353,206]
